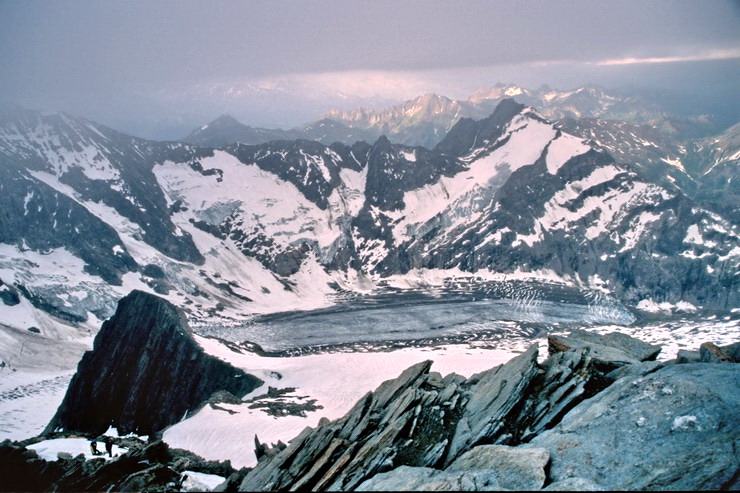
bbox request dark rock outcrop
[45,290,262,436]
[0,278,20,306]
[0,438,236,492]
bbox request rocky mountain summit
[45,290,262,436]
[238,331,739,491]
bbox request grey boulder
[529,363,740,491]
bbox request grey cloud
[0,0,737,138]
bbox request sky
[0,0,738,138]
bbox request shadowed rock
[0,438,235,492]
[44,290,262,436]
[699,342,734,362]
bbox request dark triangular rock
[45,290,262,436]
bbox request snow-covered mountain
[182,84,674,150]
[1,100,738,366]
[183,85,732,220]
[557,118,740,222]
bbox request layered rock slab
[45,290,262,436]
[357,445,549,491]
[238,346,574,491]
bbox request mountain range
[185,84,682,149]
[0,97,738,369]
[184,84,737,221]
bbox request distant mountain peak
[468,84,529,102]
[210,114,241,126]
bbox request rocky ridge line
[237,331,739,491]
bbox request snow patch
[671,415,698,431]
[181,471,225,492]
[546,133,590,174]
[28,438,127,461]
[164,339,517,468]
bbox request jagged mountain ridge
[0,100,737,352]
[322,83,679,148]
[181,85,737,223]
[182,84,689,150]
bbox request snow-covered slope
[557,117,740,222]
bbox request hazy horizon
[1,0,738,139]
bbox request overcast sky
[1,0,738,137]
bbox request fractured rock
[238,333,739,492]
[444,345,540,464]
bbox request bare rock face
[45,290,262,436]
[356,445,550,491]
[529,363,740,491]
